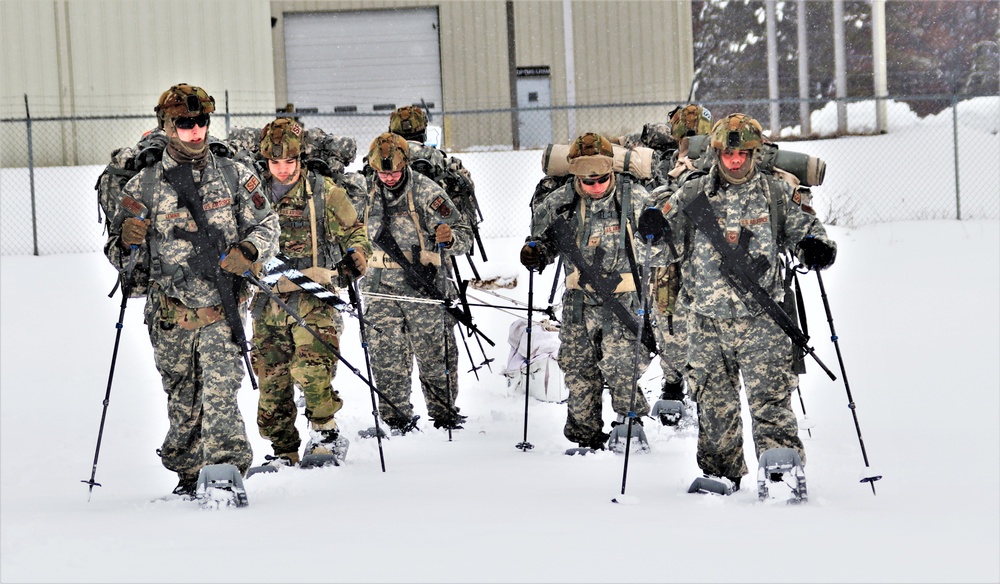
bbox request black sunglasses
[580,174,611,186]
[174,114,210,130]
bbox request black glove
[637,207,669,243]
[797,237,836,270]
[520,241,542,269]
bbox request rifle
[546,216,657,354]
[372,226,494,347]
[681,192,836,380]
[163,165,257,389]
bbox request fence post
[24,94,38,256]
[225,90,231,137]
[951,86,961,221]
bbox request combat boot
[303,418,350,464]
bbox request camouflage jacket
[104,151,279,309]
[661,165,835,320]
[530,174,659,307]
[265,170,371,272]
[362,170,472,292]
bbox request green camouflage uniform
[361,170,472,428]
[104,151,279,480]
[661,165,835,480]
[530,174,657,448]
[250,170,371,456]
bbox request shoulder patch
[792,191,802,205]
[252,192,266,210]
[431,196,452,218]
[244,175,260,193]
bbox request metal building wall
[270,0,692,148]
[1,0,275,166]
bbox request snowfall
[1,99,998,584]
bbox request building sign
[517,66,551,77]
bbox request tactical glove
[637,207,669,243]
[120,217,150,248]
[435,223,453,247]
[797,236,836,270]
[345,247,367,277]
[220,242,257,275]
[520,241,542,269]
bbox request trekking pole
[345,249,386,472]
[815,269,882,495]
[547,256,564,306]
[516,244,537,452]
[82,222,144,500]
[791,269,812,438]
[439,241,455,442]
[612,233,655,504]
[448,256,486,379]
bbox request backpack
[95,129,167,233]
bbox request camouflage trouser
[148,315,253,479]
[652,303,688,385]
[364,290,460,424]
[686,313,805,480]
[652,265,686,384]
[251,293,344,455]
[557,297,651,447]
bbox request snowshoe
[362,414,420,438]
[606,416,650,454]
[651,399,685,426]
[564,447,597,456]
[245,452,299,479]
[431,412,467,431]
[303,425,349,466]
[358,426,388,440]
[756,448,807,504]
[688,474,741,496]
[195,463,249,509]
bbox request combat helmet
[670,104,713,141]
[367,132,410,172]
[155,83,215,129]
[710,113,763,152]
[710,113,763,184]
[389,106,428,142]
[566,132,614,178]
[260,118,303,160]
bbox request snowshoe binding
[195,463,249,509]
[688,474,741,496]
[359,414,420,438]
[651,380,687,427]
[756,448,807,504]
[302,421,349,467]
[606,415,651,454]
[564,432,610,456]
[245,452,299,479]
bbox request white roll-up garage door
[284,8,442,149]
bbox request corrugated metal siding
[2,0,275,166]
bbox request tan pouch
[565,270,635,293]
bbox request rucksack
[95,129,243,233]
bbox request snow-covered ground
[1,101,998,583]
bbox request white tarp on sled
[502,319,567,403]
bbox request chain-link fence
[2,94,997,256]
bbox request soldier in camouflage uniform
[648,105,715,413]
[520,133,657,451]
[656,113,837,491]
[386,106,481,253]
[249,118,372,467]
[103,84,279,496]
[360,133,473,432]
